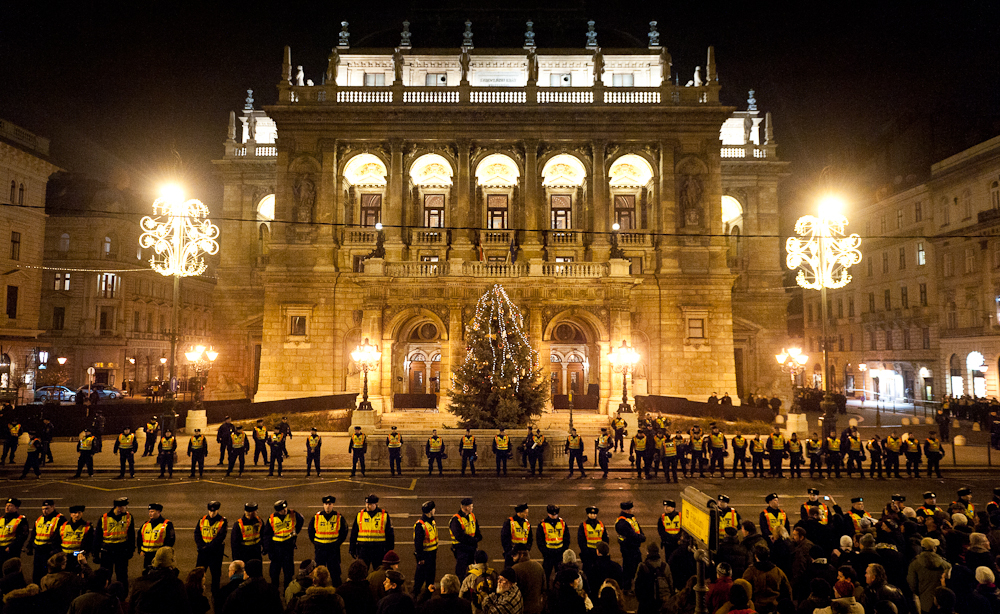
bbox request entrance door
[409,361,426,394]
[567,362,584,396]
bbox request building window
[688,318,705,339]
[884,289,891,310]
[99,307,114,334]
[903,329,911,350]
[487,194,508,229]
[942,197,951,225]
[612,73,634,87]
[870,331,877,350]
[360,194,382,227]
[7,182,12,202]
[922,327,930,349]
[550,194,572,229]
[9,232,19,261]
[423,194,445,228]
[943,253,953,277]
[849,333,854,351]
[838,336,844,351]
[289,316,307,336]
[901,285,908,308]
[837,298,843,318]
[54,272,70,291]
[133,310,141,332]
[964,248,974,274]
[52,306,65,331]
[867,259,873,277]
[5,286,16,320]
[868,292,875,312]
[425,73,447,86]
[991,181,1000,210]
[915,201,923,221]
[848,297,855,317]
[550,73,572,87]
[946,303,957,329]
[865,220,872,237]
[899,247,906,270]
[885,330,893,350]
[17,184,23,205]
[364,73,385,86]
[917,242,926,265]
[614,195,636,230]
[880,215,887,234]
[98,273,118,298]
[881,251,889,273]
[897,209,903,229]
[919,283,927,306]
[58,233,70,253]
[962,190,972,219]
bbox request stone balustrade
[363,258,633,279]
[342,227,379,245]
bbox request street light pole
[351,338,382,411]
[608,339,639,414]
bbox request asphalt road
[2,470,995,585]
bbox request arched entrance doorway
[392,319,443,410]
[549,321,597,410]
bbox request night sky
[3,1,999,218]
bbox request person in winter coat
[945,564,989,614]
[0,559,26,596]
[707,563,735,614]
[795,578,831,614]
[966,533,997,578]
[126,547,190,614]
[481,568,524,614]
[66,568,118,614]
[546,568,586,614]
[2,584,41,614]
[588,543,624,602]
[907,538,952,613]
[594,584,627,614]
[717,527,753,580]
[293,566,346,614]
[861,564,907,614]
[183,567,210,614]
[376,570,415,614]
[418,574,474,614]
[742,545,792,614]
[813,580,864,614]
[220,559,283,614]
[634,544,673,614]
[38,551,84,613]
[975,567,1000,614]
[213,562,244,614]
[717,578,757,614]
[337,560,377,614]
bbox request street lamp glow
[352,338,382,411]
[607,340,640,414]
[817,194,846,218]
[140,189,220,278]
[612,222,620,231]
[56,357,67,365]
[785,213,862,290]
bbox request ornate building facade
[212,28,789,413]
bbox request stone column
[522,139,542,259]
[591,140,610,260]
[444,304,463,403]
[386,139,405,259]
[530,306,550,410]
[453,140,474,259]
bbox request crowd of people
[0,485,996,614]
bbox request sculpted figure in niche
[326,48,340,84]
[392,47,404,83]
[460,48,471,83]
[659,47,673,84]
[293,175,317,224]
[526,48,538,85]
[680,174,703,227]
[592,47,605,84]
[247,114,257,141]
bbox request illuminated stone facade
[212,40,789,413]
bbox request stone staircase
[370,409,610,436]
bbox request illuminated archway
[343,154,388,187]
[608,154,654,187]
[475,154,520,187]
[541,154,587,188]
[722,195,743,225]
[410,154,454,187]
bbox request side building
[211,28,790,413]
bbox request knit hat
[382,550,400,565]
[977,567,995,584]
[834,580,854,598]
[734,578,753,601]
[347,560,368,582]
[971,533,990,549]
[839,535,853,550]
[729,582,750,608]
[921,537,940,550]
[951,513,968,526]
[151,546,175,568]
[562,549,578,564]
[646,543,661,560]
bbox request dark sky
[3,1,999,217]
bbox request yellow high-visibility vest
[567,435,583,450]
[661,512,681,535]
[461,436,476,450]
[237,517,261,545]
[253,426,268,440]
[117,434,135,449]
[312,513,341,544]
[494,435,509,450]
[662,440,677,457]
[199,516,223,542]
[230,433,246,449]
[140,519,170,552]
[451,513,477,541]
[718,509,738,537]
[190,435,205,449]
[416,519,437,551]
[617,516,641,542]
[583,521,605,549]
[351,433,366,449]
[926,438,941,452]
[764,510,787,535]
[60,522,88,553]
[710,434,725,449]
[269,512,296,542]
[160,437,176,451]
[79,436,94,451]
[827,437,840,452]
[100,513,130,544]
[355,510,388,542]
[633,436,646,452]
[387,434,402,448]
[33,514,62,546]
[428,438,443,453]
[308,436,321,450]
[886,436,902,453]
[508,518,529,544]
[542,518,566,549]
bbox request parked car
[76,384,123,400]
[34,386,76,402]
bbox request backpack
[642,561,672,605]
[467,566,497,608]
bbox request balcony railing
[412,230,447,245]
[546,230,582,246]
[480,230,514,246]
[541,262,608,278]
[462,262,526,277]
[233,144,277,157]
[386,262,447,277]
[619,232,651,247]
[342,227,379,246]
[363,258,631,279]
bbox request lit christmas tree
[449,284,548,428]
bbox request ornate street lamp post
[139,186,219,397]
[184,345,219,405]
[775,347,808,411]
[786,196,862,437]
[608,339,639,414]
[351,338,382,411]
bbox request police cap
[923,491,936,499]
[244,502,258,512]
[365,494,379,504]
[514,503,529,513]
[664,499,676,508]
[274,500,288,511]
[422,500,435,514]
[207,501,221,511]
[807,488,820,495]
[892,494,906,502]
[765,493,778,503]
[5,498,20,507]
[461,498,474,506]
[42,499,54,507]
[69,505,85,513]
[546,504,560,515]
[958,487,972,497]
[148,503,163,511]
[113,497,128,507]
[620,501,634,511]
[585,506,599,514]
[718,495,730,503]
[322,496,336,504]
[851,497,863,504]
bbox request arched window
[103,236,113,259]
[991,181,1000,210]
[410,154,454,228]
[17,184,24,205]
[541,154,587,231]
[343,154,388,227]
[58,233,70,252]
[8,182,14,202]
[257,194,275,226]
[962,189,972,220]
[608,154,654,231]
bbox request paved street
[1,468,995,585]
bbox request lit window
[550,195,572,229]
[54,272,70,291]
[9,231,19,261]
[688,318,705,339]
[103,236,115,259]
[58,233,70,252]
[423,194,445,228]
[550,73,572,87]
[360,194,382,227]
[487,194,508,229]
[614,195,635,230]
[98,274,118,298]
[364,73,385,86]
[425,73,447,86]
[612,73,634,87]
[289,316,307,336]
[917,243,926,265]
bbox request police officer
[231,502,262,564]
[903,433,923,477]
[196,501,227,593]
[493,427,510,476]
[708,424,729,478]
[500,503,532,568]
[750,433,766,477]
[306,428,322,477]
[597,427,612,479]
[615,501,645,591]
[350,494,394,571]
[716,495,741,543]
[386,426,403,476]
[884,430,903,478]
[460,429,478,476]
[630,428,650,479]
[788,433,804,478]
[252,419,269,465]
[309,496,347,582]
[824,429,843,478]
[954,488,975,520]
[349,426,367,477]
[94,497,134,589]
[2,421,20,463]
[661,431,679,483]
[657,499,681,560]
[73,429,96,478]
[766,426,787,478]
[216,416,233,466]
[59,505,92,566]
[114,427,136,479]
[924,431,945,478]
[142,415,159,457]
[529,428,546,475]
[651,429,668,477]
[918,491,942,520]
[566,428,586,477]
[426,429,445,475]
[158,429,177,478]
[688,424,706,477]
[413,500,438,597]
[450,497,482,579]
[137,503,175,568]
[227,425,249,477]
[986,488,1000,516]
[577,506,608,578]
[19,432,43,479]
[800,489,830,525]
[883,494,906,525]
[760,493,788,543]
[0,498,27,568]
[187,428,208,478]
[806,432,823,478]
[538,504,569,584]
[267,429,285,476]
[866,435,884,479]
[27,498,64,583]
[844,427,864,478]
[731,431,749,478]
[612,412,627,452]
[277,417,293,458]
[845,497,873,533]
[262,499,304,588]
